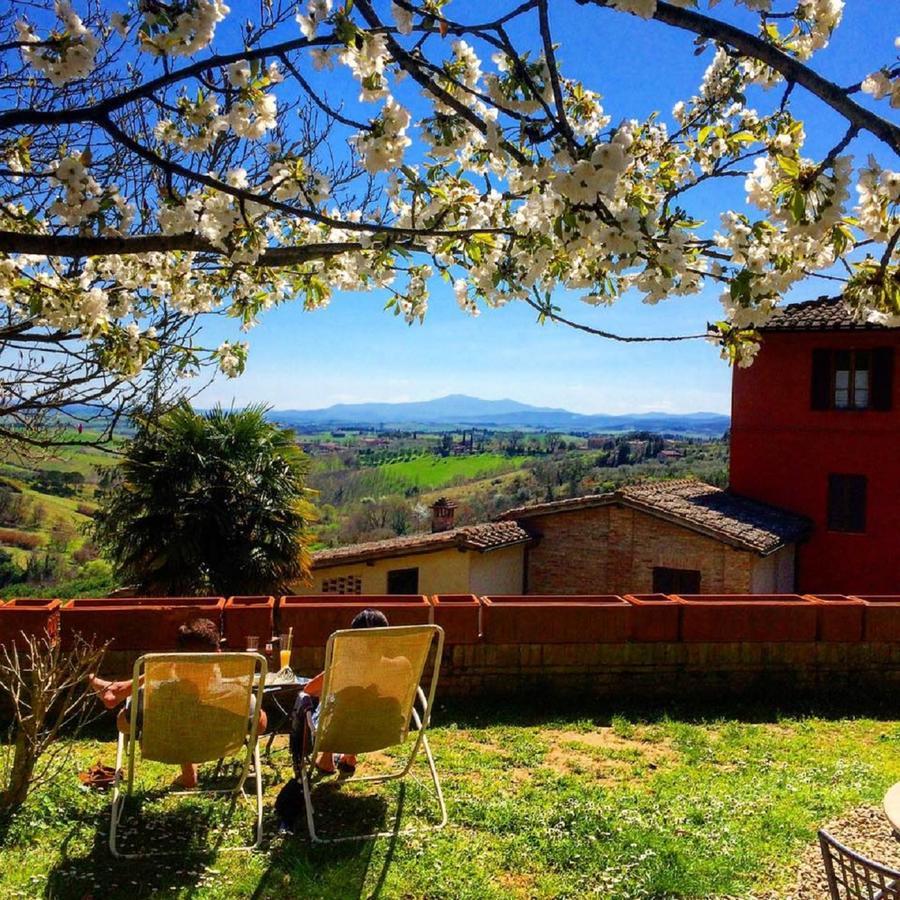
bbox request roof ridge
[500,478,809,555]
[762,294,897,332]
[311,519,532,567]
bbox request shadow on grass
[43,800,217,898]
[436,687,900,731]
[36,770,409,899]
[248,785,403,899]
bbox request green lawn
[2,697,899,899]
[361,454,528,494]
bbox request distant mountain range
[270,394,730,436]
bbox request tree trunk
[0,729,37,813]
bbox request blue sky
[196,2,896,415]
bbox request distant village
[290,427,692,465]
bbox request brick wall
[524,504,757,594]
[68,639,900,708]
[70,593,900,710]
[438,641,900,698]
[22,593,898,718]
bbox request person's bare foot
[89,675,126,710]
[315,753,336,774]
[88,674,110,695]
[174,764,198,789]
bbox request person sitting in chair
[89,618,267,788]
[295,608,411,776]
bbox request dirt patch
[505,766,533,785]
[542,727,676,781]
[755,805,900,900]
[498,871,538,898]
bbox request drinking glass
[279,633,292,670]
[245,635,259,652]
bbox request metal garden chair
[297,624,446,843]
[109,651,267,857]
[819,829,900,899]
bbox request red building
[730,296,899,594]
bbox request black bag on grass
[274,777,306,833]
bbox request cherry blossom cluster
[138,0,230,58]
[15,1,99,87]
[862,38,900,110]
[2,0,898,385]
[352,96,412,174]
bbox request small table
[261,672,310,761]
[884,782,900,836]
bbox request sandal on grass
[335,755,356,776]
[78,761,119,791]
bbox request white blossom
[391,2,414,35]
[140,0,229,57]
[17,2,99,86]
[297,0,332,40]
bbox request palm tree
[93,403,315,596]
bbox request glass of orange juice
[279,634,292,670]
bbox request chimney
[430,497,458,533]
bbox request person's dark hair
[177,617,221,651]
[350,608,388,629]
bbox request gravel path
[756,805,900,899]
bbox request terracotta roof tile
[312,521,532,568]
[460,520,532,550]
[760,295,896,332]
[500,494,615,520]
[501,480,810,556]
[617,480,810,555]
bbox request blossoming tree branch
[1,0,898,443]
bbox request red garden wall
[430,595,480,644]
[481,595,631,644]
[852,596,900,642]
[674,594,817,643]
[223,596,275,650]
[805,594,865,642]
[623,594,681,642]
[278,594,431,650]
[5,592,899,700]
[0,598,61,649]
[59,596,225,651]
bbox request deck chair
[298,624,446,843]
[109,652,267,858]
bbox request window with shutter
[871,347,894,410]
[811,348,893,411]
[827,474,867,533]
[811,349,831,410]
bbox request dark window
[812,348,893,411]
[386,567,419,594]
[652,567,701,594]
[827,474,867,533]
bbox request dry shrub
[0,529,45,551]
[0,633,105,815]
[72,542,100,564]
